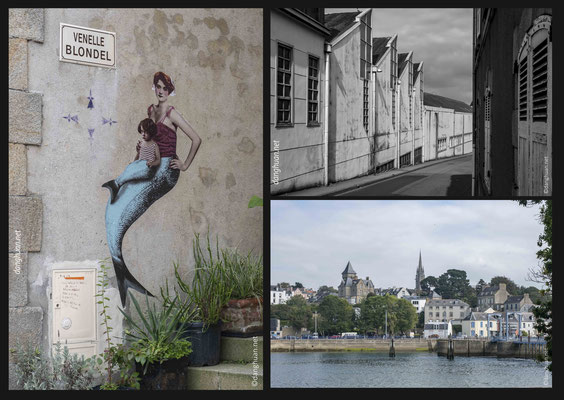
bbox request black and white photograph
[269,8,552,197]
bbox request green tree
[294,282,304,289]
[420,276,438,296]
[519,200,552,372]
[317,296,353,336]
[358,295,399,336]
[285,295,312,332]
[475,278,487,294]
[416,311,425,329]
[395,298,418,334]
[433,269,476,306]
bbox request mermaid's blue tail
[104,158,179,306]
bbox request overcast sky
[326,8,473,104]
[271,201,545,291]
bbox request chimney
[499,283,506,291]
[366,276,369,281]
[524,293,530,301]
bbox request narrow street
[338,154,473,197]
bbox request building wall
[473,8,552,196]
[9,8,263,388]
[461,319,498,337]
[328,27,374,182]
[270,10,327,194]
[373,48,397,168]
[398,58,412,162]
[424,107,472,161]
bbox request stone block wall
[8,8,45,389]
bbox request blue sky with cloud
[326,8,473,104]
[271,201,544,291]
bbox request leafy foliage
[173,233,233,330]
[317,295,353,336]
[119,293,193,374]
[11,342,96,390]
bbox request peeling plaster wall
[25,8,263,355]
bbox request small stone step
[186,362,263,390]
[220,336,263,363]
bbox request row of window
[431,312,466,318]
[276,43,320,126]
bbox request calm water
[271,352,552,388]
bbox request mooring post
[389,337,395,357]
[447,334,454,360]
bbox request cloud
[271,201,544,292]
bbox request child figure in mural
[102,118,161,203]
[103,71,202,307]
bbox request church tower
[415,250,425,294]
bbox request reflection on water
[271,352,552,388]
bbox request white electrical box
[52,269,97,357]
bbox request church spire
[415,250,425,294]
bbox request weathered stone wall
[8,8,263,389]
[8,8,46,389]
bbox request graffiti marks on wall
[60,90,118,147]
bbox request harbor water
[271,351,551,388]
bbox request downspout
[324,42,331,186]
[396,81,400,169]
[411,90,415,164]
[372,69,377,173]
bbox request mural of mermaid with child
[103,72,201,306]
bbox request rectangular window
[277,43,292,125]
[471,322,475,328]
[375,160,394,173]
[308,55,320,125]
[360,12,372,80]
[400,152,411,167]
[438,137,447,151]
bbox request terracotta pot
[220,297,263,337]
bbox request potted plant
[171,233,232,366]
[119,292,193,390]
[220,249,263,337]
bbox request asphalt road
[338,154,473,196]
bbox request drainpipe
[396,81,401,169]
[411,90,415,164]
[324,43,331,186]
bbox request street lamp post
[313,311,318,336]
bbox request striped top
[139,142,157,163]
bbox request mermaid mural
[103,72,202,306]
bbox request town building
[270,8,331,194]
[423,92,473,161]
[424,320,452,339]
[424,299,471,324]
[477,283,509,311]
[270,285,291,305]
[337,261,375,304]
[498,311,538,338]
[405,296,427,313]
[473,9,552,196]
[376,286,411,299]
[461,311,499,338]
[504,293,534,312]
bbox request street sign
[59,23,116,68]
